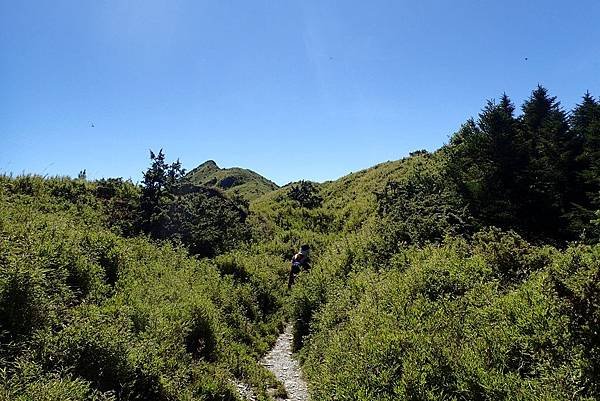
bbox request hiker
[288,244,311,289]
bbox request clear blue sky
[2,1,599,185]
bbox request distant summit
[184,160,278,201]
[197,160,219,170]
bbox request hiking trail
[262,325,309,401]
[236,325,309,401]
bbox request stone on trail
[261,325,310,401]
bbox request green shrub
[0,358,115,401]
[289,229,599,400]
[550,245,600,397]
[184,301,220,360]
[472,227,554,285]
[375,157,473,248]
[287,181,323,209]
[0,174,287,400]
[38,307,167,400]
[0,264,50,341]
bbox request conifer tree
[518,86,576,239]
[448,87,598,241]
[569,92,600,239]
[478,94,523,225]
[572,92,600,202]
[448,94,521,229]
[139,149,186,237]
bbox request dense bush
[289,233,599,400]
[94,178,140,236]
[0,176,286,400]
[287,181,323,209]
[376,154,472,247]
[138,150,252,258]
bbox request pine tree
[569,92,600,239]
[518,85,576,239]
[448,94,521,229]
[572,92,600,202]
[478,94,523,225]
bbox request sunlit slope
[320,151,442,229]
[250,150,443,233]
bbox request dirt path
[261,325,309,401]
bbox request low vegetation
[0,175,286,400]
[282,87,600,400]
[1,86,599,400]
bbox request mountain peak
[198,160,219,169]
[184,160,278,201]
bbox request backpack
[291,253,305,273]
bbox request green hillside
[184,160,279,201]
[250,149,444,237]
[2,86,600,401]
[319,150,438,230]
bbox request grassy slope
[320,151,442,230]
[250,150,441,234]
[185,160,279,201]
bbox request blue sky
[2,1,599,185]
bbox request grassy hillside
[249,149,443,238]
[185,160,279,201]
[319,150,441,231]
[247,150,600,400]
